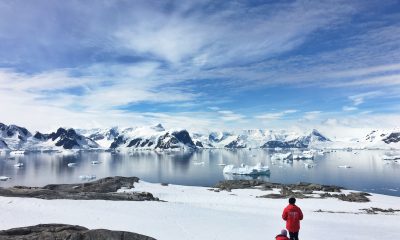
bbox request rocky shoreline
[0,177,373,203]
[213,180,371,202]
[0,176,157,201]
[0,224,156,240]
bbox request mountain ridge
[1,122,399,151]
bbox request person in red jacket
[275,229,290,240]
[282,197,303,240]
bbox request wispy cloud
[342,106,358,111]
[217,110,245,121]
[0,0,400,134]
[256,110,297,120]
[303,111,322,120]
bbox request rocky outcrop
[110,135,127,149]
[213,180,342,192]
[155,130,196,150]
[383,132,400,144]
[0,123,32,141]
[319,192,371,202]
[224,140,246,149]
[33,127,100,149]
[0,139,8,149]
[212,180,369,202]
[0,176,158,201]
[0,224,156,240]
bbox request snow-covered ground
[0,181,399,239]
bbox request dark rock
[383,132,400,143]
[0,177,158,201]
[213,180,342,193]
[110,136,127,149]
[213,180,356,201]
[361,207,400,214]
[0,139,8,149]
[45,128,99,149]
[261,140,290,148]
[224,140,246,149]
[33,131,49,141]
[127,138,143,147]
[319,192,371,202]
[155,130,196,149]
[0,224,156,240]
[172,130,195,146]
[0,123,32,141]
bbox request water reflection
[0,149,399,196]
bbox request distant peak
[152,123,165,131]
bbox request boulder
[0,224,156,240]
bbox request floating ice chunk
[338,165,351,168]
[10,150,25,155]
[382,155,400,160]
[67,163,77,167]
[91,160,101,165]
[193,161,205,165]
[223,163,270,176]
[293,151,314,160]
[79,175,96,180]
[217,163,226,166]
[317,150,326,155]
[271,152,292,161]
[14,163,24,168]
[0,176,11,181]
[304,163,314,168]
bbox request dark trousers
[289,231,299,240]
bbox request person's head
[289,197,296,205]
[280,229,287,236]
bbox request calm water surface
[0,149,399,196]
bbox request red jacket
[275,234,290,240]
[282,204,303,232]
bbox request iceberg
[293,150,314,159]
[382,155,400,160]
[338,165,351,168]
[223,163,270,176]
[304,163,314,168]
[67,163,77,167]
[271,152,292,161]
[10,150,25,155]
[79,175,96,181]
[193,161,205,165]
[0,176,11,181]
[14,163,24,168]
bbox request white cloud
[303,111,322,120]
[256,110,297,120]
[342,106,358,111]
[217,110,245,121]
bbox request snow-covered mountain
[32,128,100,150]
[0,123,99,150]
[261,129,330,148]
[359,129,400,149]
[0,123,32,149]
[1,122,400,151]
[100,124,197,150]
[77,127,119,148]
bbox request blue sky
[0,0,400,137]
